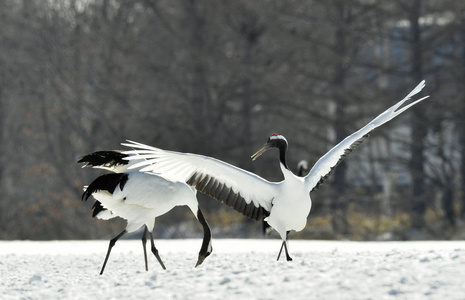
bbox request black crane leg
[149,232,166,270]
[277,231,293,262]
[100,229,127,275]
[277,241,293,261]
[141,226,149,271]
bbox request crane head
[251,134,288,161]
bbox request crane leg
[100,229,127,275]
[149,232,166,270]
[141,226,149,271]
[277,231,293,262]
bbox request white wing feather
[305,80,429,192]
[122,142,276,213]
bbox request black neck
[197,208,211,253]
[278,143,289,170]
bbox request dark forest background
[1,0,464,241]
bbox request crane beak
[251,143,271,161]
[195,253,207,267]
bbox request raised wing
[305,80,429,192]
[122,142,276,221]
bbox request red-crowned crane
[79,152,212,274]
[119,81,428,262]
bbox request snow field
[1,239,464,299]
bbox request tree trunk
[460,6,465,220]
[409,0,427,230]
[442,184,455,227]
[330,2,349,235]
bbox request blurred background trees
[0,0,464,240]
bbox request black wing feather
[187,172,269,221]
[78,150,128,169]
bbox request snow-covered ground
[1,239,464,299]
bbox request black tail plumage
[82,173,129,201]
[78,150,128,169]
[79,151,131,218]
[82,173,129,217]
[92,201,105,218]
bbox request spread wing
[305,80,429,192]
[122,142,277,221]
